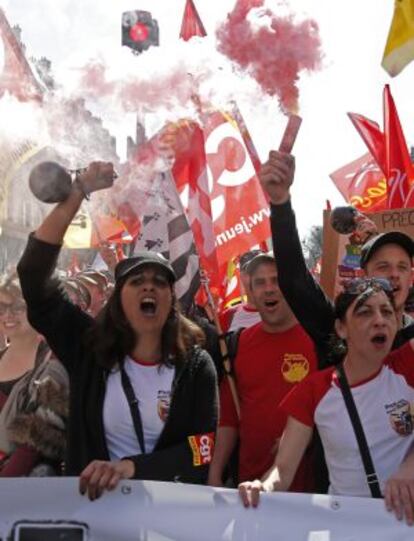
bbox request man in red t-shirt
[208,253,318,489]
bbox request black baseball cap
[360,232,414,268]
[239,249,266,272]
[245,251,276,275]
[114,251,176,284]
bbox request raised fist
[77,161,117,195]
[259,150,295,205]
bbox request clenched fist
[259,151,295,205]
[76,161,117,197]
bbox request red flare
[216,0,322,113]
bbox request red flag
[220,258,243,310]
[347,112,386,175]
[202,110,270,264]
[0,8,43,100]
[179,0,207,41]
[383,84,414,208]
[171,121,220,289]
[329,153,388,213]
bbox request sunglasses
[343,277,393,296]
[0,302,26,316]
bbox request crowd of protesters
[0,152,413,526]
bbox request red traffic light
[122,10,159,54]
[129,22,150,43]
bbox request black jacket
[17,235,218,484]
[271,200,414,367]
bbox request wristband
[74,176,90,201]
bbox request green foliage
[302,225,322,270]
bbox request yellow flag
[382,0,414,76]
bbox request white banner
[0,479,412,540]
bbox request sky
[0,0,411,237]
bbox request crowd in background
[0,153,414,526]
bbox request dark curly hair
[84,277,205,370]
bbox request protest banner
[0,479,411,541]
[320,206,414,299]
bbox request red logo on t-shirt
[188,433,215,466]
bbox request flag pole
[200,270,241,419]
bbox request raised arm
[34,162,115,245]
[17,162,115,371]
[260,151,336,365]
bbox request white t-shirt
[228,305,261,333]
[103,356,174,460]
[282,343,414,497]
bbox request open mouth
[371,334,387,345]
[140,297,157,316]
[264,300,278,308]
[4,322,18,328]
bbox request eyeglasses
[343,277,392,296]
[0,302,26,316]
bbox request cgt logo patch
[188,433,215,466]
[281,353,310,383]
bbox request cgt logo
[188,433,215,466]
[205,120,256,223]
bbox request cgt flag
[347,86,414,209]
[172,111,270,290]
[382,0,414,77]
[329,153,388,213]
[203,110,270,264]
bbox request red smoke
[216,0,323,112]
[77,61,196,112]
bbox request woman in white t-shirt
[238,277,414,525]
[17,162,218,501]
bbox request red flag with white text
[202,110,270,264]
[329,153,388,213]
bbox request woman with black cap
[17,162,218,500]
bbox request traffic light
[122,10,159,54]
